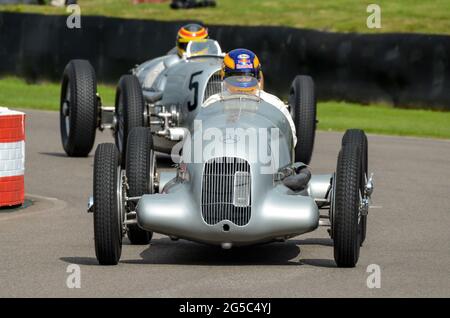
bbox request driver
[142,23,210,90]
[175,23,209,57]
[204,48,297,145]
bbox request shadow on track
[39,152,72,158]
[60,237,336,268]
[122,238,301,266]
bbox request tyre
[333,143,363,267]
[60,59,98,157]
[93,143,123,265]
[125,127,154,245]
[114,74,145,166]
[288,75,316,165]
[342,129,368,245]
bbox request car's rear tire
[114,75,145,167]
[342,129,368,245]
[288,75,316,165]
[333,142,363,268]
[93,143,123,265]
[125,127,154,245]
[60,59,98,157]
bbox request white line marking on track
[0,193,67,222]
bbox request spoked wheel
[114,75,145,166]
[125,127,155,245]
[93,143,125,265]
[342,129,368,245]
[288,75,316,165]
[60,59,98,157]
[332,141,364,268]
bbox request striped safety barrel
[0,107,25,207]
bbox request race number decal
[188,71,203,111]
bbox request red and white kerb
[0,107,25,207]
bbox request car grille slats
[203,71,222,102]
[201,157,252,226]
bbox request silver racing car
[90,75,373,268]
[59,40,316,165]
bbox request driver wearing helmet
[142,23,209,90]
[204,48,297,145]
[174,23,209,57]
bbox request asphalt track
[0,109,449,297]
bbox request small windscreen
[223,76,260,96]
[186,39,222,57]
[221,76,261,111]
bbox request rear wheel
[288,75,316,165]
[93,143,124,265]
[333,142,363,267]
[125,127,154,245]
[342,129,368,245]
[60,59,98,157]
[114,75,145,166]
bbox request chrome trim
[201,157,252,226]
[203,71,222,102]
[87,196,94,213]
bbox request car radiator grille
[203,71,222,102]
[201,157,252,226]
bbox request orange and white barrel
[0,107,25,207]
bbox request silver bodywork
[87,44,376,263]
[132,41,224,153]
[96,40,343,247]
[136,95,331,247]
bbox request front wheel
[114,74,145,166]
[60,59,98,157]
[125,127,155,245]
[342,129,368,245]
[288,75,316,165]
[332,142,363,268]
[93,143,124,265]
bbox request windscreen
[186,39,222,57]
[223,76,260,96]
[221,77,261,111]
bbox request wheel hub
[62,101,70,116]
[117,169,127,236]
[359,196,370,216]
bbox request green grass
[318,102,450,139]
[0,76,449,139]
[1,0,450,35]
[0,76,115,110]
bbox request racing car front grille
[201,157,252,226]
[203,71,222,102]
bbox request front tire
[60,59,98,157]
[125,127,154,245]
[342,129,368,245]
[333,143,363,268]
[114,75,145,166]
[288,75,316,165]
[93,143,123,265]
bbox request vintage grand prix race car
[90,74,373,268]
[59,40,223,163]
[59,40,316,166]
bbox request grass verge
[0,76,449,139]
[318,102,450,139]
[1,0,450,35]
[0,76,115,110]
